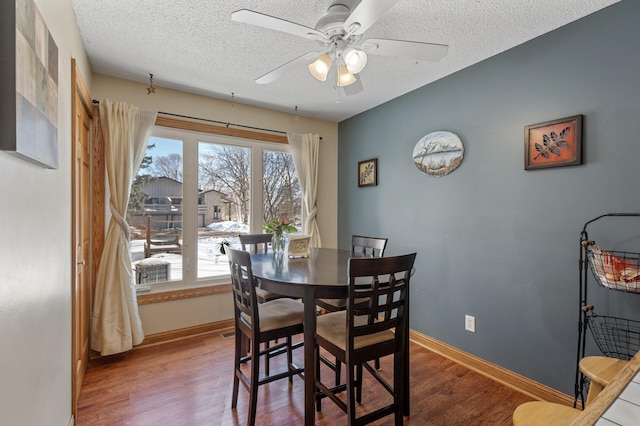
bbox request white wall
[91,75,339,334]
[0,0,92,424]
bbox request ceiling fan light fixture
[343,48,367,74]
[308,53,333,81]
[336,65,356,87]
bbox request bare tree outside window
[199,144,250,224]
[150,153,183,182]
[263,150,301,227]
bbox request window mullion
[250,147,264,233]
[182,135,198,283]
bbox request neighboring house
[141,176,183,205]
[201,188,236,224]
[134,177,236,228]
[135,177,196,226]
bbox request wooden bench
[144,216,182,258]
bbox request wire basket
[587,246,640,293]
[586,312,640,360]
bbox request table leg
[303,288,317,426]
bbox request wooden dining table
[250,247,410,425]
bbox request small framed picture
[358,158,378,187]
[288,235,310,258]
[524,115,583,170]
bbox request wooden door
[71,60,94,416]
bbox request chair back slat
[227,248,259,329]
[239,233,273,254]
[351,235,388,258]
[347,253,416,344]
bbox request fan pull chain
[335,53,342,104]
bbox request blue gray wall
[338,0,640,395]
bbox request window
[128,137,183,284]
[197,141,251,279]
[127,126,301,288]
[263,149,301,226]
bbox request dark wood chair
[314,253,417,425]
[239,233,302,376]
[316,235,388,381]
[227,248,304,426]
[239,233,273,254]
[238,233,282,303]
[316,235,388,312]
[351,234,388,257]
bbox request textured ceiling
[71,0,619,122]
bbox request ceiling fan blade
[343,0,400,36]
[361,38,449,61]
[343,77,363,96]
[231,9,328,41]
[255,51,323,84]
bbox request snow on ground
[131,221,249,283]
[206,221,249,233]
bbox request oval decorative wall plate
[412,131,464,177]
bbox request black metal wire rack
[585,311,640,359]
[586,247,640,293]
[574,213,640,407]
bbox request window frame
[138,124,294,292]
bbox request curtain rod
[92,99,321,139]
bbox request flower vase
[272,234,286,254]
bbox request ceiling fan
[231,0,448,96]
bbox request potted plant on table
[262,216,297,254]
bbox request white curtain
[288,133,322,247]
[91,100,157,356]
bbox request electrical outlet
[465,315,476,333]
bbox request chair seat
[241,298,303,332]
[317,311,394,351]
[512,401,581,425]
[579,355,628,405]
[317,297,369,310]
[579,356,627,387]
[255,287,282,302]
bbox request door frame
[71,58,104,416]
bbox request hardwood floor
[76,330,533,425]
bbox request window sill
[136,282,232,305]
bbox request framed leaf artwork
[524,115,582,170]
[358,158,377,187]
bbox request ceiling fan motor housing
[315,4,350,37]
[315,4,362,53]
